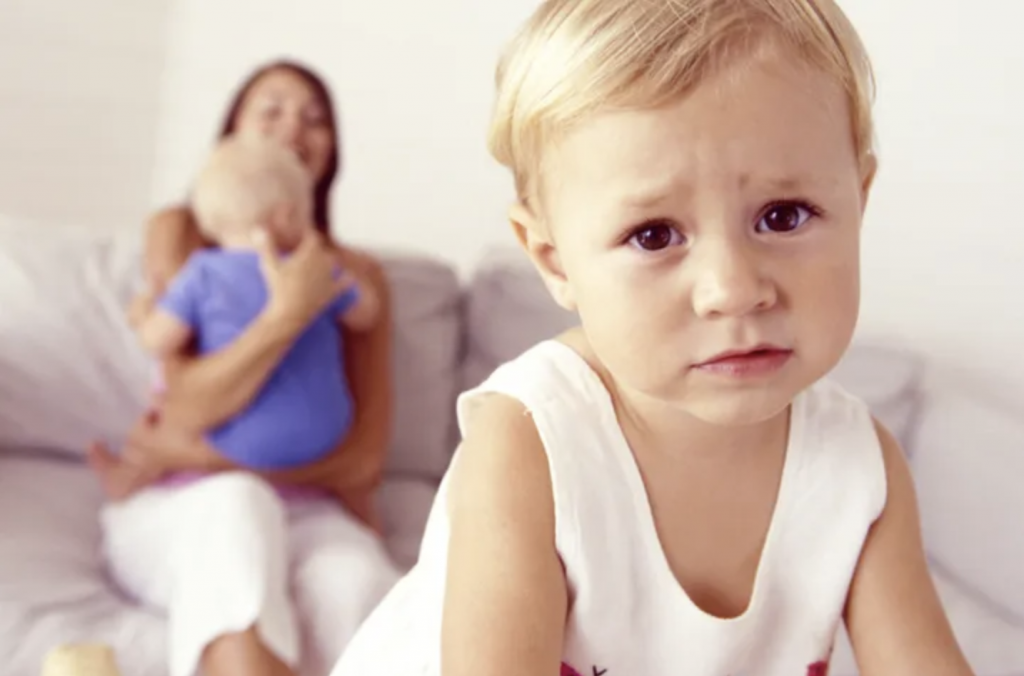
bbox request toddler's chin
[680,389,795,429]
[675,361,834,428]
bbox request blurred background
[0,1,1021,674]
[1,0,1021,408]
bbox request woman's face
[232,68,335,183]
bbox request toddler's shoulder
[800,377,894,517]
[446,389,554,539]
[459,391,536,448]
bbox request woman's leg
[102,472,301,676]
[287,499,403,676]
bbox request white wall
[0,0,170,231]
[148,0,1022,406]
[842,0,1024,408]
[151,0,537,263]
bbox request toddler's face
[523,47,873,426]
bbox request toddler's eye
[628,222,685,252]
[755,202,815,234]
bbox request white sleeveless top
[333,340,887,676]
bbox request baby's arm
[137,310,193,359]
[441,395,567,676]
[844,421,974,676]
[127,285,159,329]
[135,258,201,359]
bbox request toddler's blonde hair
[192,136,313,241]
[487,0,875,206]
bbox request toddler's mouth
[693,345,793,377]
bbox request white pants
[101,472,401,676]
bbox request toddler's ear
[509,202,576,311]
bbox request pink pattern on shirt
[562,658,831,675]
[807,660,830,676]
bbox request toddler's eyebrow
[619,180,691,209]
[738,174,810,192]
[620,173,813,209]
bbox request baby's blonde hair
[192,136,313,241]
[488,0,875,205]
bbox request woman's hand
[256,228,353,333]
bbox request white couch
[0,216,1021,675]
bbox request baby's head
[192,136,314,251]
[490,0,877,426]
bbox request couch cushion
[381,254,462,480]
[376,477,437,570]
[911,388,1024,623]
[0,216,150,457]
[828,344,924,450]
[461,248,576,393]
[0,451,437,676]
[0,453,167,676]
[463,247,924,447]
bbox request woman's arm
[159,310,305,432]
[265,248,393,491]
[844,421,974,676]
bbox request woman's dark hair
[217,60,340,234]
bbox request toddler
[332,1,974,675]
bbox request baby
[331,1,974,675]
[100,136,375,491]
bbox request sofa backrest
[0,217,926,485]
[911,389,1024,623]
[0,216,149,456]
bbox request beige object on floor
[41,644,122,676]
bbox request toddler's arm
[844,421,974,676]
[138,310,193,359]
[127,285,159,329]
[135,256,202,359]
[441,394,567,676]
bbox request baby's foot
[42,643,122,676]
[87,443,157,501]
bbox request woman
[89,61,400,676]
